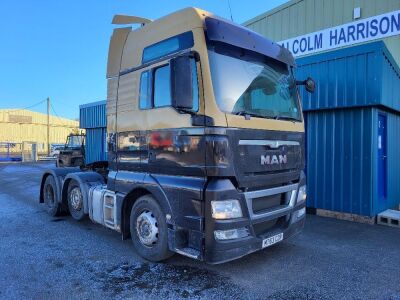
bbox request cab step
[377,209,400,228]
[174,247,201,259]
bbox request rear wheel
[67,180,85,221]
[130,195,173,262]
[43,175,61,217]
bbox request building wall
[0,109,79,153]
[244,0,400,65]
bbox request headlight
[297,185,307,203]
[211,200,242,219]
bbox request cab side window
[138,58,199,111]
[154,65,171,107]
[139,71,151,109]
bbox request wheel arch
[120,175,174,240]
[62,172,105,214]
[39,167,80,205]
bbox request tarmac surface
[0,162,399,299]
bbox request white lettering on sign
[278,10,400,57]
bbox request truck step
[377,209,400,228]
[174,247,201,259]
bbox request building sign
[279,10,400,57]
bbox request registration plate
[262,233,283,248]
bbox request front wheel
[67,180,86,221]
[130,195,173,262]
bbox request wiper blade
[234,111,267,119]
[274,115,300,122]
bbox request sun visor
[204,17,295,67]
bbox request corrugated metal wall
[297,42,400,113]
[80,100,107,128]
[85,128,107,164]
[297,42,400,216]
[0,109,79,153]
[79,101,107,165]
[305,108,374,216]
[244,0,400,66]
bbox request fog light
[214,228,249,240]
[296,207,306,219]
[211,200,242,219]
[297,185,307,203]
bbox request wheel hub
[69,187,83,211]
[136,211,159,246]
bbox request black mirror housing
[296,76,316,93]
[170,55,193,110]
[305,77,316,93]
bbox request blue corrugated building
[79,100,107,165]
[297,42,400,217]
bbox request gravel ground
[0,162,399,299]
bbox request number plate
[262,233,283,248]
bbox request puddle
[91,262,245,299]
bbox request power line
[4,99,47,114]
[227,0,234,22]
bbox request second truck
[40,8,315,264]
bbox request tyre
[130,195,173,262]
[67,180,86,221]
[43,175,61,217]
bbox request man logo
[261,154,287,165]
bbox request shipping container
[79,101,107,165]
[297,42,400,216]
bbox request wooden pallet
[377,210,400,228]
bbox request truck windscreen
[208,43,301,121]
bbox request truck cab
[40,8,313,264]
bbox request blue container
[297,42,400,216]
[80,100,107,129]
[79,101,107,165]
[297,42,400,113]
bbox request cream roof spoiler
[112,15,152,26]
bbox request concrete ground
[0,162,399,300]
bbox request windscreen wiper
[274,115,300,122]
[234,111,267,119]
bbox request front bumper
[204,175,306,264]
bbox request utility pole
[47,97,50,156]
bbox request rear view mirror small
[297,77,316,93]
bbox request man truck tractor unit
[39,8,314,263]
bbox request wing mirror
[297,77,316,93]
[170,55,193,111]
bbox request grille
[252,193,286,214]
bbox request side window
[139,71,151,109]
[154,65,172,107]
